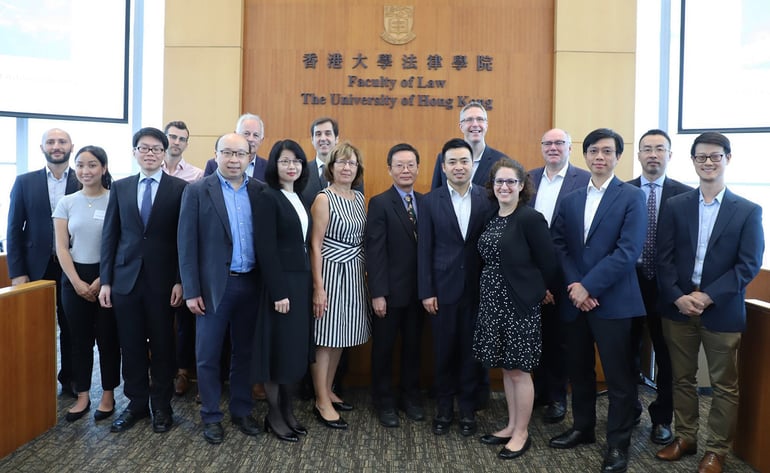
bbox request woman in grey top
[53,146,120,422]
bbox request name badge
[93,210,106,220]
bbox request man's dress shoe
[602,447,628,473]
[656,437,696,461]
[203,422,224,444]
[110,409,148,433]
[431,414,453,435]
[252,384,267,401]
[152,409,173,433]
[498,437,532,460]
[549,428,596,449]
[542,402,566,424]
[480,434,512,445]
[378,408,400,428]
[698,451,725,473]
[174,372,190,396]
[399,401,425,421]
[232,415,261,436]
[458,414,477,437]
[650,424,673,445]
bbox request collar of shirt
[640,174,666,188]
[447,182,472,199]
[699,186,726,205]
[587,174,614,193]
[393,185,416,213]
[46,166,69,181]
[542,162,569,183]
[140,168,164,183]
[215,169,250,189]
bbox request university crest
[381,6,416,45]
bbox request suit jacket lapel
[685,192,699,251]
[390,187,416,242]
[65,169,81,194]
[437,188,463,239]
[585,178,620,243]
[706,189,735,254]
[206,175,233,242]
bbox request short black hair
[582,128,623,156]
[690,131,731,156]
[265,139,309,192]
[133,127,168,150]
[441,138,472,160]
[386,143,420,166]
[638,129,671,148]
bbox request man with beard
[7,128,81,398]
[204,114,268,182]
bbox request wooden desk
[0,280,57,459]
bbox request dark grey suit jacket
[430,145,507,190]
[528,163,591,226]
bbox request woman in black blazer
[473,158,560,460]
[252,140,313,442]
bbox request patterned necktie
[140,177,153,228]
[641,182,657,279]
[405,194,417,237]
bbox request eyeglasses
[135,145,165,155]
[693,153,724,163]
[335,160,358,168]
[277,159,303,167]
[493,178,520,188]
[586,147,616,158]
[541,140,568,147]
[640,145,669,155]
[241,131,263,140]
[391,163,417,171]
[460,116,488,125]
[166,133,189,143]
[218,150,250,159]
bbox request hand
[99,285,112,308]
[87,277,101,299]
[372,297,387,318]
[422,297,438,315]
[11,275,30,286]
[567,282,591,308]
[274,298,290,314]
[578,297,599,312]
[541,289,555,305]
[186,297,206,315]
[675,294,704,317]
[73,279,96,302]
[313,288,327,319]
[691,291,713,310]
[170,283,183,307]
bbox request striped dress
[315,188,371,347]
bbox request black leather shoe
[332,401,354,412]
[65,400,91,422]
[288,422,308,436]
[110,409,148,433]
[314,406,348,429]
[542,401,566,424]
[602,447,628,472]
[498,437,532,460]
[432,414,453,435]
[152,409,173,433]
[480,434,511,445]
[459,414,477,437]
[264,416,299,442]
[650,424,673,445]
[549,428,596,449]
[378,408,400,428]
[203,422,224,444]
[232,415,261,436]
[94,406,115,421]
[399,401,425,421]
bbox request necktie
[641,182,657,279]
[319,163,328,188]
[405,194,417,237]
[140,177,153,228]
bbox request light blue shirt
[393,185,417,219]
[691,187,725,286]
[216,171,255,273]
[640,174,666,217]
[137,169,164,211]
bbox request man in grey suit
[528,128,591,424]
[7,128,80,398]
[178,133,264,444]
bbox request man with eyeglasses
[178,133,265,444]
[365,143,426,427]
[528,129,591,425]
[99,127,188,434]
[418,138,494,437]
[430,102,506,190]
[627,129,692,446]
[204,113,268,182]
[655,132,763,473]
[549,128,647,473]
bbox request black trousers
[44,256,73,386]
[370,301,424,409]
[61,263,120,393]
[175,304,196,372]
[533,301,568,405]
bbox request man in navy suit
[418,138,493,437]
[366,143,425,428]
[627,129,692,446]
[655,132,763,473]
[549,128,647,473]
[7,128,80,398]
[204,113,268,181]
[99,127,188,434]
[430,102,506,190]
[179,133,264,444]
[528,128,591,424]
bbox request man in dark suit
[528,128,591,424]
[655,132,763,473]
[366,143,425,428]
[549,128,647,473]
[7,128,80,398]
[203,113,268,181]
[178,133,263,444]
[418,138,493,437]
[627,129,692,446]
[430,102,506,190]
[99,127,188,434]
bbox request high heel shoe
[65,400,91,422]
[288,422,308,436]
[264,416,299,442]
[313,405,348,429]
[94,401,116,421]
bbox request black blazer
[365,186,423,308]
[7,168,80,280]
[627,175,693,218]
[101,173,187,295]
[430,145,507,190]
[204,155,268,182]
[178,173,264,312]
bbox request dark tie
[140,177,153,228]
[405,194,417,237]
[641,182,657,279]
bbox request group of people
[6,103,763,473]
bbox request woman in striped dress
[310,141,371,429]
